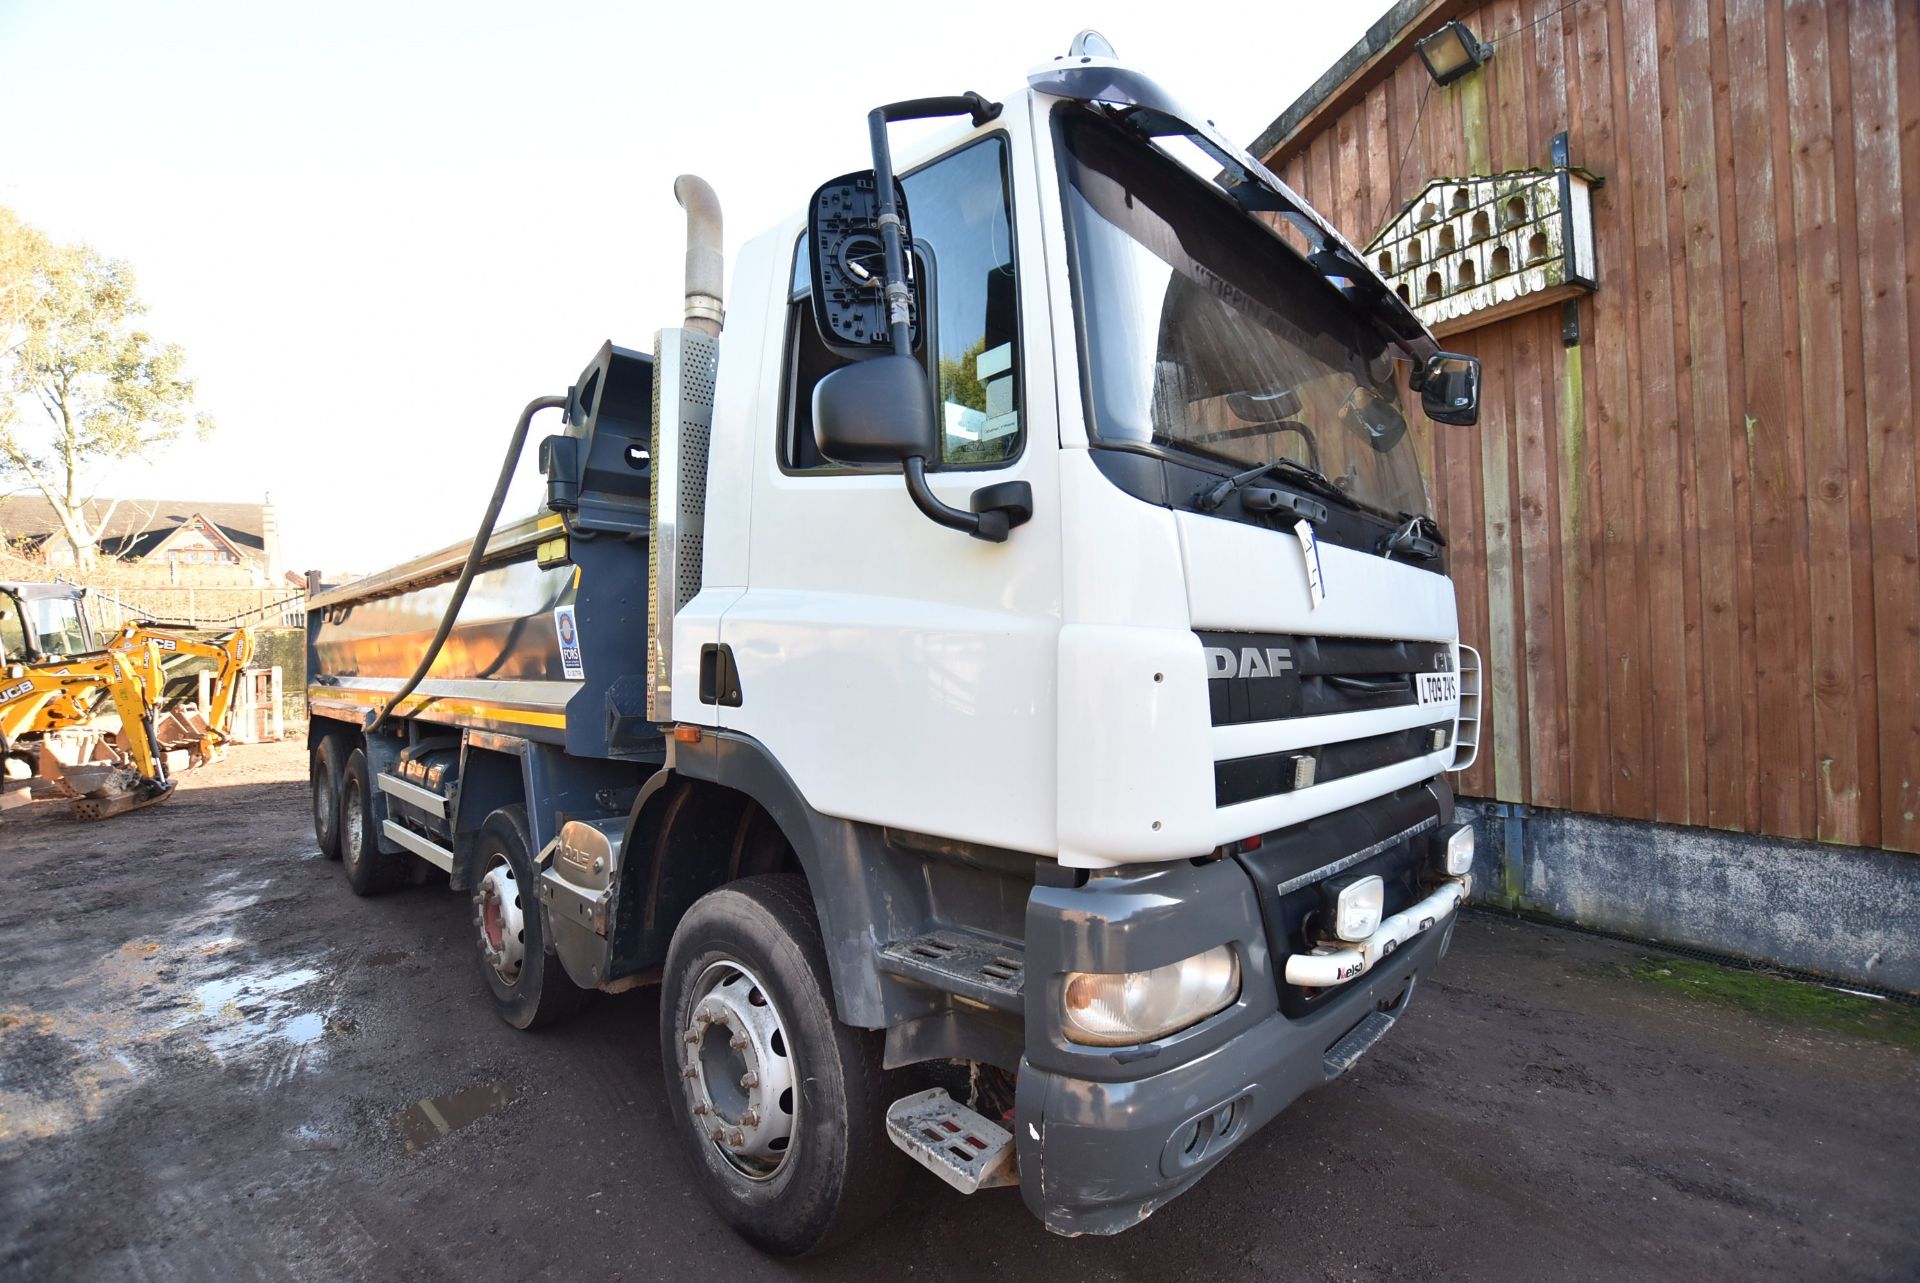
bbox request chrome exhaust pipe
[674,175,724,337]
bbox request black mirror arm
[878,92,1003,128]
[905,456,1029,543]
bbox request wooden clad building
[1253,0,1920,855]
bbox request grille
[1215,722,1452,807]
[1199,630,1452,727]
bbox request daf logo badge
[1204,646,1295,680]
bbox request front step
[885,1088,1017,1194]
[877,929,1024,1012]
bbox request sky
[0,0,1390,574]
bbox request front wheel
[470,805,589,1030]
[659,875,904,1256]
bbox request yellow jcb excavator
[103,621,257,761]
[0,582,255,821]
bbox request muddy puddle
[0,877,342,1143]
[395,1080,520,1153]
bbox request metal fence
[84,586,308,632]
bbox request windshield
[25,595,89,657]
[1058,108,1430,519]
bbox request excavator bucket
[67,769,176,821]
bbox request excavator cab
[0,582,95,663]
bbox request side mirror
[813,353,937,466]
[1419,352,1481,426]
[808,171,922,357]
[813,353,1031,544]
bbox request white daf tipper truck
[305,33,1485,1255]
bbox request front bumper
[1014,780,1457,1236]
[1014,911,1451,1235]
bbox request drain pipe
[674,175,724,337]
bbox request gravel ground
[1,739,1915,1282]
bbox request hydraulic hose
[367,393,568,735]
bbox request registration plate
[1416,671,1458,706]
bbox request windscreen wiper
[1193,458,1337,521]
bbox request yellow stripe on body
[308,686,568,729]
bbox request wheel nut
[729,1036,747,1051]
[692,1102,709,1116]
[710,1127,725,1142]
[739,1071,758,1089]
[730,1129,746,1147]
[741,1108,759,1127]
[683,1067,698,1081]
[683,1031,699,1045]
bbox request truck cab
[665,55,1480,1238]
[305,37,1483,1255]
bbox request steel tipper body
[305,35,1485,1254]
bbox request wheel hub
[682,962,796,1179]
[478,861,525,982]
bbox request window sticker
[554,605,584,680]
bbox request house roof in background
[0,495,270,560]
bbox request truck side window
[783,134,1021,471]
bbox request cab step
[877,929,1024,1012]
[885,1088,1017,1194]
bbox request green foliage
[0,205,214,567]
[936,336,1015,467]
[938,336,987,414]
[1635,956,1920,1053]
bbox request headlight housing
[1439,822,1475,876]
[1062,945,1240,1046]
[1323,874,1385,942]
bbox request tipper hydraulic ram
[306,32,1486,1255]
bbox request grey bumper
[1014,858,1452,1236]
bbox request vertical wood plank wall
[1261,0,1920,852]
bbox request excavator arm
[0,649,174,820]
[105,624,256,756]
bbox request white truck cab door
[720,120,1064,856]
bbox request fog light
[1063,945,1240,1046]
[1441,823,1475,876]
[1322,875,1384,942]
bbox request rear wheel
[311,736,344,860]
[338,747,404,896]
[471,805,589,1030]
[660,874,903,1256]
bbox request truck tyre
[471,805,589,1030]
[338,747,404,896]
[311,735,345,860]
[659,874,904,1256]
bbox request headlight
[1440,823,1475,876]
[1322,874,1384,942]
[1062,945,1240,1046]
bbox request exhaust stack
[674,175,724,337]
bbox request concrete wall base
[1458,799,1919,995]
